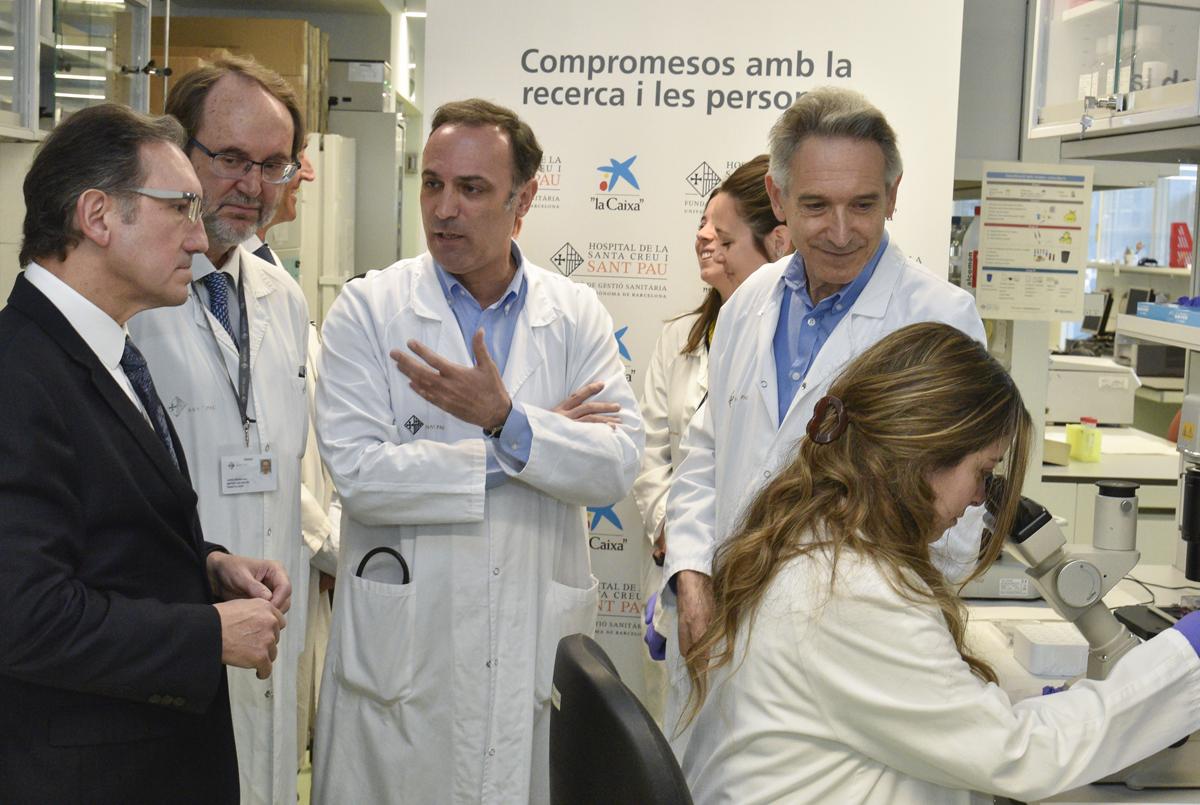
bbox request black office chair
[549,633,693,805]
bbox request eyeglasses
[131,187,203,224]
[189,138,299,184]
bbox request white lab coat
[311,251,643,805]
[297,324,339,763]
[632,313,709,541]
[128,246,310,805]
[630,312,708,720]
[660,239,987,744]
[683,548,1200,804]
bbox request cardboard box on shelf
[150,17,327,133]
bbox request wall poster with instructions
[976,161,1093,321]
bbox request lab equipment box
[1045,354,1137,425]
[328,60,394,113]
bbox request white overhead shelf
[1090,261,1192,278]
[1117,313,1200,351]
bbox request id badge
[219,448,278,494]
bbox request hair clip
[806,394,848,444]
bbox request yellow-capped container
[1067,416,1102,463]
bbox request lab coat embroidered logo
[167,396,186,417]
[551,242,583,277]
[404,415,424,436]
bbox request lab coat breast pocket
[534,575,600,704]
[334,574,418,706]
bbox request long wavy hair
[681,322,1032,728]
[680,155,782,356]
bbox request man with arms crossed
[128,54,311,805]
[0,103,288,804]
[312,99,643,803]
[662,87,986,738]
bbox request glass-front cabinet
[0,1,21,128]
[1030,0,1200,139]
[0,0,148,140]
[52,0,149,125]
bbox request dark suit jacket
[0,275,238,804]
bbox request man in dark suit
[0,103,291,804]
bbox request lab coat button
[763,470,770,478]
[488,748,496,757]
[265,689,273,699]
[759,380,767,388]
[800,382,807,391]
[492,567,500,576]
[266,528,272,537]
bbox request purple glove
[1041,684,1067,695]
[644,592,666,661]
[1171,610,1200,656]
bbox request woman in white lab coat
[632,155,789,717]
[681,322,1200,804]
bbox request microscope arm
[1008,509,1142,680]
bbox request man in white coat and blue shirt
[661,87,987,741]
[312,99,644,804]
[128,55,311,805]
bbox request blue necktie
[202,271,237,343]
[252,242,277,266]
[120,337,179,469]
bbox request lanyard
[198,270,255,447]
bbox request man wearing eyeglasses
[0,103,293,804]
[128,53,311,805]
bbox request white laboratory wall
[0,143,38,302]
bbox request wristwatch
[483,402,512,439]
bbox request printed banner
[426,0,966,699]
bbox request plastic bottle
[1067,416,1103,463]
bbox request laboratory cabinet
[269,131,355,327]
[1029,0,1200,141]
[0,0,151,141]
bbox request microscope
[1007,481,1141,679]
[1006,481,1200,788]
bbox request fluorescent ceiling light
[57,44,108,52]
[403,11,426,18]
[55,73,106,81]
[55,91,105,99]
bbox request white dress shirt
[24,262,146,419]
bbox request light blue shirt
[434,242,532,488]
[772,233,889,423]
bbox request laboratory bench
[1040,426,1181,565]
[971,565,1200,803]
